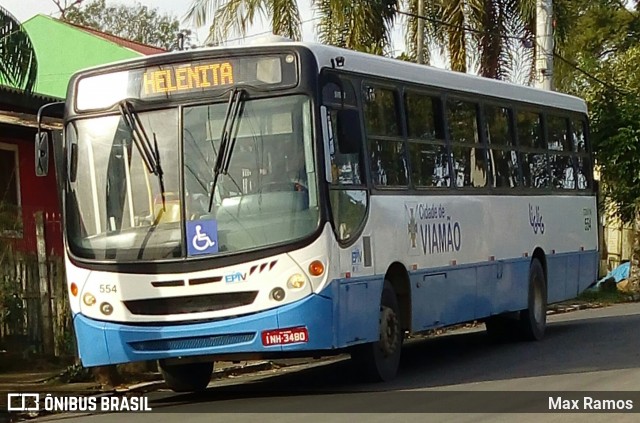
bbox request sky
[2,0,412,56]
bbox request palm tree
[186,0,399,55]
[404,0,529,78]
[0,5,37,92]
[186,0,302,44]
[314,0,398,55]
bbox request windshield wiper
[118,100,166,210]
[208,88,245,212]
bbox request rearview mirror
[35,132,49,177]
[336,109,362,155]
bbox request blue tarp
[596,261,630,287]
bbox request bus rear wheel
[158,360,213,392]
[485,258,547,342]
[519,258,547,341]
[351,280,402,382]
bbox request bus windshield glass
[65,94,319,261]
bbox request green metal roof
[22,15,148,98]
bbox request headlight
[287,273,306,289]
[82,293,96,306]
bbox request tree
[0,5,38,92]
[586,46,640,292]
[313,0,398,55]
[186,0,302,45]
[61,0,182,50]
[186,0,398,55]
[557,2,640,291]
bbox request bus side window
[516,111,548,189]
[405,91,450,188]
[547,115,575,190]
[447,98,487,188]
[363,85,407,187]
[484,105,519,188]
[571,118,591,190]
[325,109,363,185]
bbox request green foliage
[582,46,640,223]
[63,0,182,50]
[187,0,302,45]
[550,1,640,223]
[0,5,38,92]
[0,274,24,331]
[577,286,631,304]
[553,0,640,94]
[314,0,398,56]
[57,363,93,383]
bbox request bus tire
[520,258,547,341]
[158,360,213,392]
[351,280,402,382]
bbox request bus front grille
[123,292,259,316]
[129,333,255,351]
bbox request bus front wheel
[158,360,213,392]
[351,280,402,382]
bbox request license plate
[261,327,309,346]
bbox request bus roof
[72,39,587,114]
[304,42,587,114]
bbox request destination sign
[142,62,235,96]
[75,54,298,110]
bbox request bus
[35,39,598,392]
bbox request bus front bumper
[73,292,337,367]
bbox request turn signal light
[70,283,78,297]
[308,260,324,276]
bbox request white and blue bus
[36,40,598,391]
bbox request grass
[577,286,635,305]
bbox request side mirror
[336,109,362,155]
[35,132,49,177]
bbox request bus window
[517,111,548,189]
[547,115,574,189]
[446,99,487,188]
[363,85,407,187]
[485,105,519,188]
[325,109,363,185]
[572,118,591,189]
[405,91,450,188]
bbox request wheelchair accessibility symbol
[186,219,218,255]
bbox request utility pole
[416,0,424,64]
[535,0,554,90]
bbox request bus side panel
[475,263,497,318]
[409,266,475,331]
[565,254,580,298]
[335,278,384,347]
[578,251,598,293]
[489,258,529,315]
[547,254,568,303]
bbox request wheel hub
[379,306,399,356]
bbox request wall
[0,123,62,257]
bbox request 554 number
[99,284,117,294]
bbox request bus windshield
[65,94,319,261]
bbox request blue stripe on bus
[73,250,598,367]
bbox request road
[32,303,640,422]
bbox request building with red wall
[0,85,63,257]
